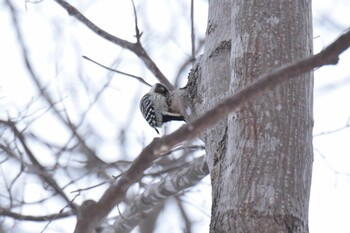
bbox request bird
[139,83,185,134]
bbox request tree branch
[73,28,350,233]
[53,0,174,90]
[6,0,107,171]
[100,156,207,233]
[131,0,142,43]
[82,56,151,87]
[0,208,73,222]
[190,0,195,63]
[0,120,77,213]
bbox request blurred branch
[101,156,208,233]
[158,144,205,157]
[71,178,113,194]
[190,0,195,63]
[73,28,350,233]
[53,0,174,90]
[82,56,151,87]
[314,117,350,137]
[175,196,192,233]
[0,208,73,222]
[6,0,107,169]
[314,147,350,176]
[71,145,204,194]
[131,0,142,43]
[174,39,205,87]
[0,119,77,213]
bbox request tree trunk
[191,0,314,232]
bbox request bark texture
[187,1,232,171]
[190,0,314,232]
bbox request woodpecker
[140,83,185,134]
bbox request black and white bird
[139,83,185,134]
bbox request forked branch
[54,0,174,90]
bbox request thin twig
[0,208,73,222]
[314,148,350,176]
[82,56,151,87]
[313,118,350,137]
[70,178,114,194]
[190,0,195,65]
[40,193,80,233]
[131,0,142,43]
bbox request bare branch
[53,0,174,90]
[190,0,195,63]
[82,56,151,87]
[313,117,350,137]
[70,179,113,194]
[314,148,350,176]
[101,156,208,233]
[70,145,203,195]
[175,197,193,233]
[73,28,350,233]
[0,120,77,213]
[6,0,107,169]
[0,208,73,222]
[131,0,142,43]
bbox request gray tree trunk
[189,0,314,232]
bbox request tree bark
[191,0,314,232]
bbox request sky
[310,1,350,232]
[0,0,350,233]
